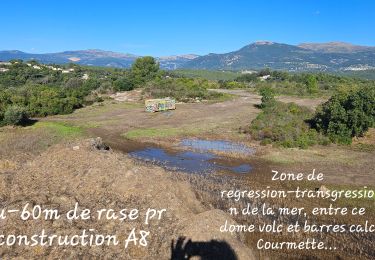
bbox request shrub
[113,77,134,91]
[259,86,275,108]
[143,78,223,102]
[235,73,258,82]
[3,105,28,125]
[306,75,318,94]
[312,86,375,144]
[219,81,247,89]
[249,102,328,148]
[65,78,83,89]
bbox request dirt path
[211,88,325,109]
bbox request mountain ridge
[1,41,375,71]
[0,49,200,69]
[298,41,375,53]
[183,41,375,72]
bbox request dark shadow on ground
[171,237,237,260]
[19,118,38,127]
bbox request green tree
[259,86,275,108]
[65,78,83,89]
[258,68,271,77]
[130,56,159,86]
[313,86,375,143]
[113,77,134,91]
[3,105,28,125]
[305,75,318,94]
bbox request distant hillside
[173,69,240,81]
[183,41,375,72]
[298,42,375,53]
[338,69,375,80]
[2,41,375,72]
[0,49,199,70]
[156,54,200,70]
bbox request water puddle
[180,139,255,155]
[129,146,252,174]
[102,132,255,175]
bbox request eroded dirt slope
[0,139,254,259]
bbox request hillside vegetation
[219,68,375,97]
[249,84,375,148]
[0,58,224,125]
[143,77,223,102]
[249,86,329,148]
[172,69,240,81]
[1,59,374,148]
[183,41,375,72]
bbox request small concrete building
[145,98,176,112]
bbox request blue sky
[1,0,374,56]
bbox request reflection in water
[129,147,252,174]
[180,139,255,155]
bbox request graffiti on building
[145,98,176,112]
